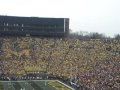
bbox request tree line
[69,31,120,40]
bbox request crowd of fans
[0,37,120,90]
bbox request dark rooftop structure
[0,15,69,37]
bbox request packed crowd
[0,37,120,90]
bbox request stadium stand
[0,37,120,89]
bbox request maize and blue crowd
[0,37,120,90]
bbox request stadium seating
[0,37,120,89]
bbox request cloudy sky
[0,0,120,37]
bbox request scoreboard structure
[0,15,69,37]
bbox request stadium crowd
[0,37,120,90]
